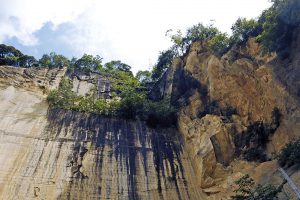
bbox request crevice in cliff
[175,73,238,121]
[234,107,282,162]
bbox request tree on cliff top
[73,54,102,71]
[104,60,132,75]
[152,23,230,81]
[0,44,38,67]
[151,49,175,81]
[231,18,260,45]
[39,52,70,68]
[256,0,300,56]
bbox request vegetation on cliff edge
[47,72,177,128]
[232,174,282,200]
[1,0,297,128]
[152,0,299,80]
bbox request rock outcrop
[153,35,300,198]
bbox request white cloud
[0,0,94,45]
[0,0,272,73]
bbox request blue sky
[0,0,272,73]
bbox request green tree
[74,54,103,72]
[207,32,230,56]
[52,53,70,68]
[151,49,175,81]
[111,70,139,94]
[104,60,132,74]
[256,0,300,55]
[18,55,37,67]
[39,54,51,67]
[39,52,70,68]
[117,88,146,119]
[166,29,185,55]
[136,70,152,85]
[0,44,24,66]
[184,23,219,44]
[231,18,260,44]
[142,99,177,128]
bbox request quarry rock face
[0,66,205,199]
[154,37,300,198]
[0,32,300,199]
[0,66,66,92]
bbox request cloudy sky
[0,0,272,73]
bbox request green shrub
[232,174,255,199]
[47,76,177,128]
[207,32,230,56]
[254,184,281,200]
[143,99,177,128]
[277,139,300,167]
[117,88,146,119]
[232,174,281,200]
[47,78,77,109]
[231,18,261,45]
[184,23,219,44]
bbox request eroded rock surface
[153,37,300,198]
[0,66,205,199]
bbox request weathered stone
[0,66,206,199]
[178,113,237,188]
[153,33,300,198]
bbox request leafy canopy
[256,0,300,55]
[74,54,103,71]
[0,44,37,67]
[231,18,260,44]
[39,52,70,68]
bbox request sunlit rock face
[0,66,205,200]
[152,37,300,198]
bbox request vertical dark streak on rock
[174,144,190,199]
[95,118,106,198]
[151,130,163,194]
[96,145,105,197]
[46,108,190,199]
[138,121,150,198]
[106,148,113,199]
[162,134,182,200]
[126,121,139,200]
